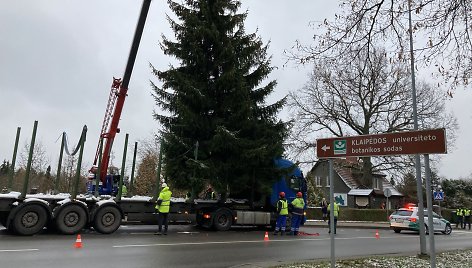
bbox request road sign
[383,188,392,198]
[316,129,446,158]
[434,191,444,201]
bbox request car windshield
[392,210,413,216]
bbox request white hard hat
[162,183,167,188]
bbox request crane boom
[92,0,152,188]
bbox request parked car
[389,207,452,235]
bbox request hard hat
[296,192,303,198]
[279,192,285,197]
[162,183,168,188]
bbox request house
[307,158,403,209]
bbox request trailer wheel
[213,209,232,231]
[93,206,122,234]
[12,204,48,236]
[55,204,87,235]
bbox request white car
[389,207,452,235]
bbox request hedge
[306,207,455,222]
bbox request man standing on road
[456,208,464,229]
[155,182,172,235]
[463,208,471,230]
[328,200,340,234]
[273,192,288,235]
[321,198,328,221]
[290,192,305,236]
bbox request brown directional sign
[316,128,447,159]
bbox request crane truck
[0,0,307,236]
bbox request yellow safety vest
[278,199,288,216]
[155,187,172,213]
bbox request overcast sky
[1,1,471,180]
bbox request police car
[389,206,452,235]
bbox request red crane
[91,0,152,193]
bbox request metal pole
[153,141,163,201]
[129,141,138,196]
[408,0,426,255]
[72,126,87,200]
[424,154,436,267]
[20,121,38,199]
[54,133,65,194]
[95,137,103,197]
[329,159,335,268]
[8,127,21,191]
[117,134,129,201]
[386,196,389,220]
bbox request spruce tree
[151,0,287,199]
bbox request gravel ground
[273,249,472,268]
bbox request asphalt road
[0,225,471,268]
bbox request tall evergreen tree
[151,0,287,199]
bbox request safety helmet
[279,192,285,198]
[296,192,303,198]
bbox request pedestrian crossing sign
[434,191,444,201]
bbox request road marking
[0,249,39,252]
[112,235,417,248]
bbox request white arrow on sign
[321,145,331,152]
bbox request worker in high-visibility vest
[273,192,288,235]
[327,201,340,234]
[155,183,172,235]
[121,184,128,197]
[290,192,305,236]
[463,208,471,230]
[456,208,464,229]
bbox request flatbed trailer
[0,192,287,235]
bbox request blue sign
[434,191,444,201]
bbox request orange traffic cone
[375,230,380,239]
[74,234,83,248]
[264,231,270,241]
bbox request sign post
[384,188,392,221]
[316,128,447,268]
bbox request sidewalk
[304,219,391,229]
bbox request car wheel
[393,228,401,233]
[442,224,452,235]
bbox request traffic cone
[375,230,380,239]
[264,231,270,241]
[74,234,83,248]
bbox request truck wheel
[93,206,122,234]
[12,204,48,236]
[55,204,87,235]
[213,209,232,231]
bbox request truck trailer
[0,157,306,235]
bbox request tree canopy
[289,0,472,92]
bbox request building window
[315,176,322,187]
[373,178,380,189]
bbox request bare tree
[287,47,457,182]
[289,0,472,91]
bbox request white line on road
[0,249,39,252]
[112,235,416,248]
